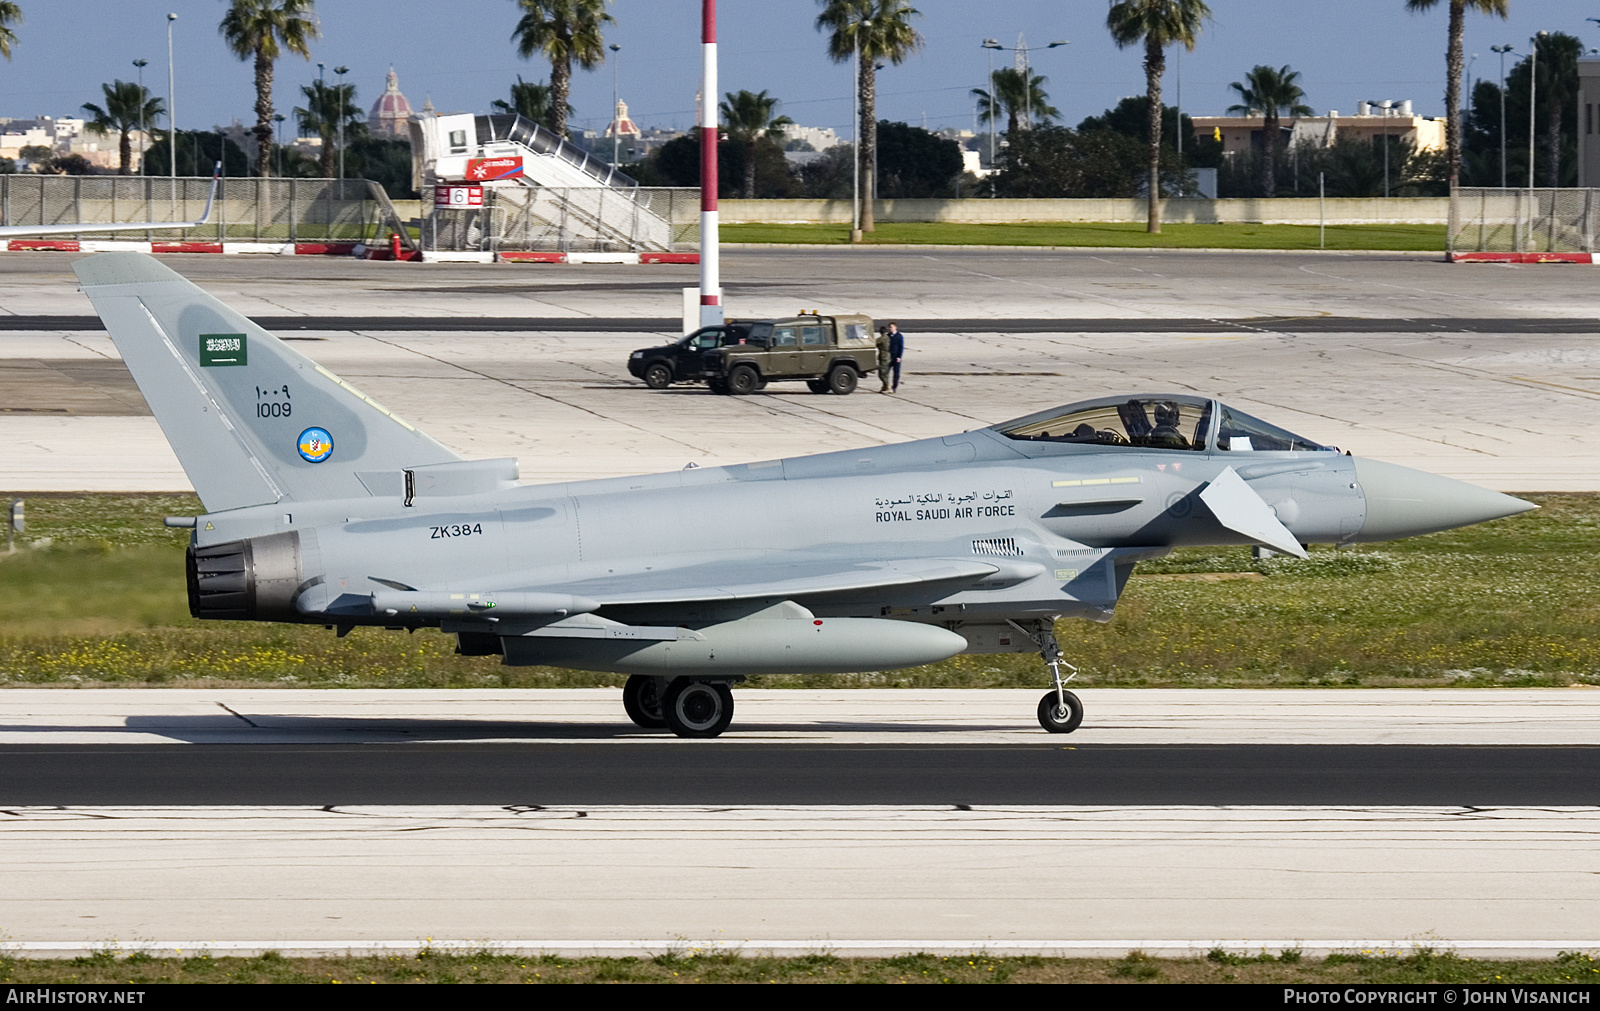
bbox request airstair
[411,112,681,253]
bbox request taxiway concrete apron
[10,248,1600,492]
[1,688,1596,958]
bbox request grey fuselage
[194,420,1362,641]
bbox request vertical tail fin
[74,252,459,511]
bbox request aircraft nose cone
[1353,458,1536,542]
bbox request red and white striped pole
[698,0,723,326]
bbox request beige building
[1579,57,1600,187]
[1191,102,1446,156]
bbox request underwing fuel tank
[501,601,968,676]
[1352,458,1536,541]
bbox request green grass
[0,492,1592,689]
[720,221,1447,251]
[2,948,1595,984]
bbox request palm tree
[82,81,165,176]
[510,0,613,140]
[0,2,20,61]
[295,79,362,178]
[1106,0,1212,233]
[1227,65,1312,197]
[720,89,794,199]
[219,0,320,177]
[1404,0,1508,191]
[816,0,923,233]
[972,67,1060,144]
[492,74,570,131]
[1532,32,1581,187]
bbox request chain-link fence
[0,174,414,246]
[422,186,698,254]
[1450,188,1600,254]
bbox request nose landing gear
[1009,619,1083,734]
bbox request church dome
[370,68,414,138]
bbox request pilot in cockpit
[1145,401,1188,449]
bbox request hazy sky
[0,1,1587,139]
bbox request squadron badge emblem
[297,427,334,463]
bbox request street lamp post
[316,63,326,178]
[1529,32,1546,194]
[1175,45,1182,163]
[609,43,622,165]
[981,39,998,190]
[1366,100,1403,197]
[133,59,148,177]
[166,12,177,213]
[1465,52,1477,128]
[980,37,1069,132]
[273,113,285,177]
[1491,44,1513,188]
[853,21,868,242]
[334,65,349,187]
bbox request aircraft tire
[727,365,760,396]
[827,365,858,395]
[643,362,673,390]
[1036,690,1083,734]
[806,379,830,394]
[663,679,735,738]
[708,378,730,395]
[622,674,668,729]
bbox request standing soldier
[875,325,892,393]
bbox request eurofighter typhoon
[74,253,1535,737]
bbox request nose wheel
[1037,688,1083,733]
[1008,619,1083,734]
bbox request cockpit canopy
[995,394,1333,453]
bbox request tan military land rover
[704,312,878,395]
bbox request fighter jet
[73,252,1535,738]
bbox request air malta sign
[464,156,524,182]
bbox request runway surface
[2,689,1596,805]
[3,744,1598,807]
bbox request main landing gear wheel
[807,378,830,394]
[708,378,730,395]
[622,674,667,729]
[1037,689,1083,734]
[643,362,672,390]
[662,679,734,738]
